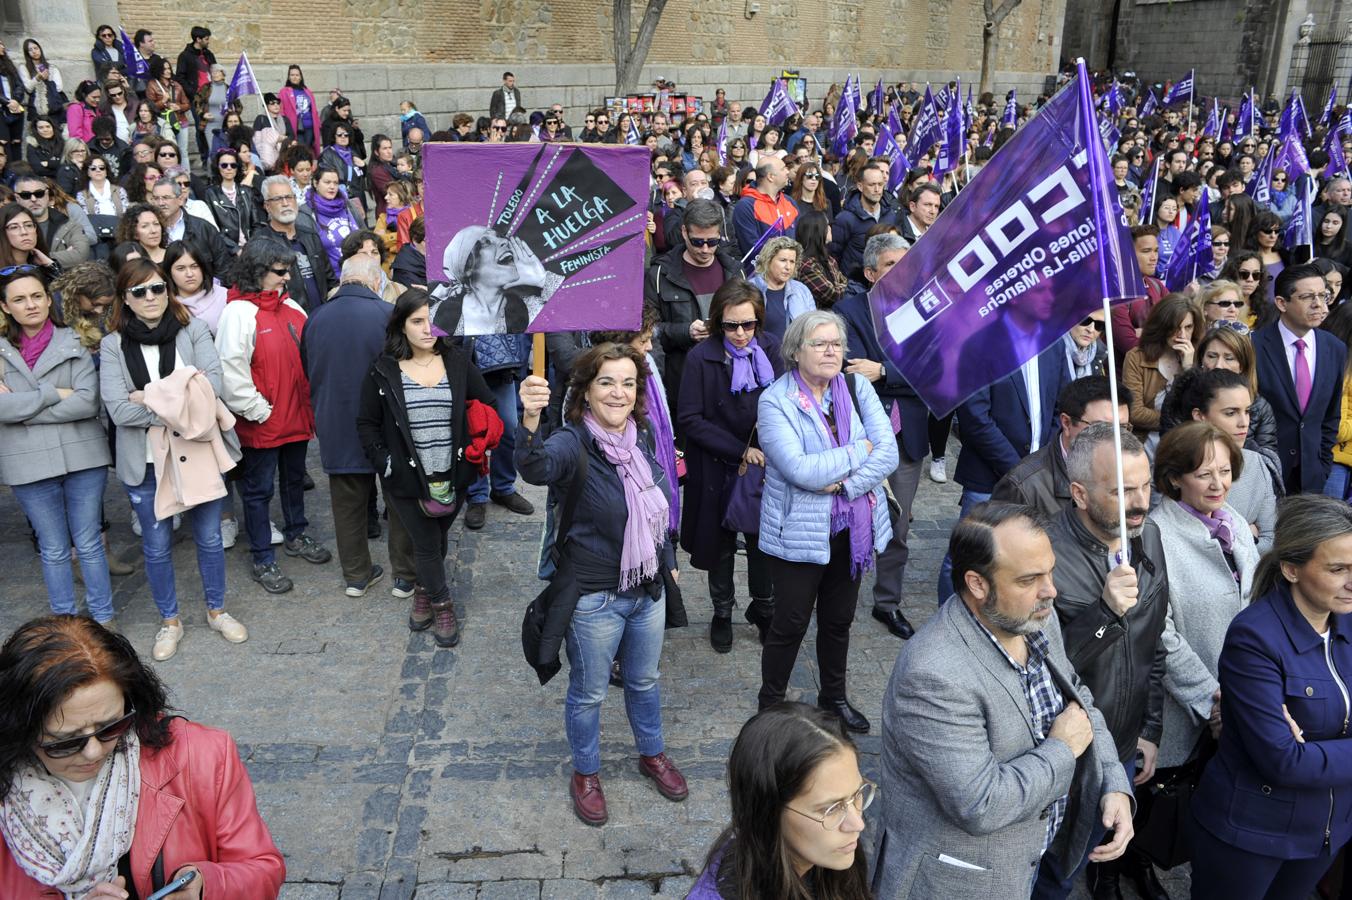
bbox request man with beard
[1037,423,1168,900]
[874,502,1133,898]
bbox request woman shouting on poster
[432,225,563,335]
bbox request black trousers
[928,411,954,458]
[758,530,861,708]
[707,529,773,617]
[384,492,456,603]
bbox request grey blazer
[1152,496,1258,768]
[873,596,1132,899]
[0,326,110,485]
[99,317,239,487]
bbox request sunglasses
[1077,317,1106,332]
[0,264,38,276]
[687,236,722,248]
[721,319,758,333]
[38,708,137,758]
[1260,227,1280,235]
[157,150,177,158]
[15,189,47,200]
[268,266,291,277]
[108,91,123,98]
[803,172,820,180]
[491,126,507,132]
[1212,240,1230,248]
[127,281,168,299]
[88,164,106,172]
[219,161,237,169]
[1238,270,1262,280]
[1208,299,1242,308]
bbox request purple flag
[965,85,975,132]
[867,62,1144,416]
[871,78,885,116]
[624,117,641,145]
[1163,191,1212,291]
[1001,89,1018,129]
[1162,70,1194,106]
[1270,131,1311,183]
[119,28,148,81]
[909,85,943,154]
[1246,144,1274,207]
[934,78,965,177]
[423,143,649,335]
[830,75,859,157]
[887,105,904,141]
[1285,176,1312,253]
[1140,155,1161,222]
[759,79,796,127]
[876,125,910,192]
[1201,98,1221,138]
[1326,126,1349,178]
[1235,90,1256,140]
[1321,86,1338,129]
[1140,88,1158,118]
[716,118,728,164]
[223,51,261,118]
[843,75,863,114]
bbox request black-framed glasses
[1212,240,1230,248]
[87,164,107,172]
[157,149,177,157]
[15,189,47,200]
[491,126,507,132]
[127,281,167,299]
[721,319,758,333]
[1077,317,1106,332]
[268,266,291,277]
[687,236,722,248]
[38,708,137,758]
[1260,227,1280,235]
[784,780,878,830]
[1238,270,1262,281]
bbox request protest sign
[869,68,1144,417]
[423,143,649,336]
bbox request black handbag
[521,433,588,685]
[1132,731,1217,870]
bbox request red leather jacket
[0,719,285,898]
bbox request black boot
[1089,862,1124,900]
[709,615,733,653]
[744,597,774,644]
[1124,851,1169,900]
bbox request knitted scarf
[582,411,669,591]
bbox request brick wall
[95,0,1064,137]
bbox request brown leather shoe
[429,599,460,647]
[639,752,688,801]
[408,586,433,632]
[570,771,607,826]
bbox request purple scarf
[792,370,875,577]
[1179,500,1236,554]
[310,191,352,222]
[645,365,681,534]
[18,319,53,370]
[583,411,670,591]
[327,143,353,170]
[725,336,775,393]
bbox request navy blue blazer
[835,288,929,463]
[954,345,1070,494]
[1252,325,1345,494]
[1192,584,1352,858]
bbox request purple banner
[423,143,648,335]
[868,68,1144,417]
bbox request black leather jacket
[1046,506,1168,763]
[991,434,1072,519]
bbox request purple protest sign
[868,71,1144,417]
[423,142,649,336]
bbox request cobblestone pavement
[0,443,1192,898]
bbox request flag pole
[1078,57,1131,560]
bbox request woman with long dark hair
[18,39,63,127]
[357,288,499,647]
[307,164,360,280]
[0,41,26,162]
[1218,250,1270,328]
[1122,292,1204,445]
[1313,206,1352,270]
[319,120,365,220]
[204,148,259,247]
[23,115,61,180]
[144,57,190,166]
[0,204,59,279]
[279,65,320,155]
[1246,209,1287,308]
[795,210,848,309]
[689,703,872,899]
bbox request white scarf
[0,731,141,898]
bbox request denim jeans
[468,374,520,502]
[563,588,666,774]
[124,469,226,620]
[239,441,309,565]
[1324,463,1350,501]
[12,466,114,621]
[936,489,991,605]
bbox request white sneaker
[151,621,184,661]
[269,521,283,545]
[208,611,248,643]
[131,510,142,537]
[220,517,238,550]
[929,458,948,484]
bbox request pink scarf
[18,318,53,370]
[582,412,669,591]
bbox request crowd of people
[2,25,1352,899]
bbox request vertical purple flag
[1001,89,1018,129]
[119,28,148,80]
[223,51,261,117]
[871,78,885,116]
[422,143,649,335]
[1246,144,1274,207]
[716,118,728,164]
[933,79,965,177]
[1285,176,1312,254]
[1235,90,1256,140]
[1140,155,1161,222]
[1326,127,1350,178]
[625,117,641,145]
[875,125,910,192]
[909,85,943,153]
[867,63,1144,416]
[1202,98,1221,138]
[759,79,796,127]
[1163,192,1211,291]
[1321,86,1338,129]
[1140,89,1158,118]
[830,75,858,157]
[1162,70,1194,106]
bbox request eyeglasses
[1212,240,1230,248]
[1207,299,1242,308]
[0,263,38,275]
[1077,317,1106,332]
[88,164,106,172]
[15,189,47,200]
[1260,227,1280,235]
[785,781,877,831]
[264,193,296,204]
[802,172,820,180]
[1273,176,1287,182]
[127,281,167,299]
[268,266,291,277]
[804,339,843,353]
[1238,270,1262,281]
[491,126,507,132]
[721,319,758,333]
[38,708,137,759]
[218,161,237,169]
[1292,290,1332,305]
[107,91,123,98]
[687,236,722,248]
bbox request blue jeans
[239,441,309,565]
[468,375,520,502]
[936,489,991,605]
[563,588,666,774]
[12,467,114,621]
[1324,463,1350,501]
[1029,759,1135,900]
[125,469,226,619]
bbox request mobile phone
[147,869,197,900]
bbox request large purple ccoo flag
[1162,69,1194,106]
[759,79,797,127]
[909,85,943,154]
[868,63,1144,417]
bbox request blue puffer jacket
[757,371,897,564]
[747,273,817,339]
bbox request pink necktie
[1295,338,1312,413]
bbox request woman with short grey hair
[755,309,898,733]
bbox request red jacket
[226,288,314,449]
[0,719,285,898]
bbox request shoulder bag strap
[550,427,589,562]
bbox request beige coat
[143,367,238,519]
